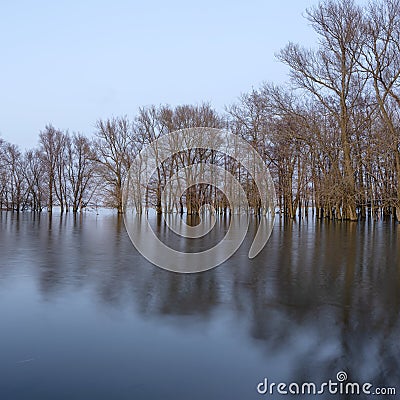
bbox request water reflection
[0,212,399,399]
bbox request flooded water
[0,212,399,399]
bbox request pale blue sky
[0,0,319,149]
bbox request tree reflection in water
[0,212,399,399]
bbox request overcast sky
[0,0,320,149]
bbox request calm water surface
[0,212,399,399]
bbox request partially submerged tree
[94,116,134,213]
[66,133,98,213]
[278,0,365,220]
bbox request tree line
[1,0,400,221]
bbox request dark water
[0,212,399,400]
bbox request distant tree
[3,143,25,211]
[134,103,226,214]
[94,116,134,213]
[39,125,67,213]
[66,133,98,213]
[0,139,6,209]
[23,149,46,211]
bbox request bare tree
[94,117,134,213]
[278,0,366,220]
[2,143,25,211]
[23,149,46,211]
[361,0,400,220]
[66,133,98,213]
[39,125,66,213]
